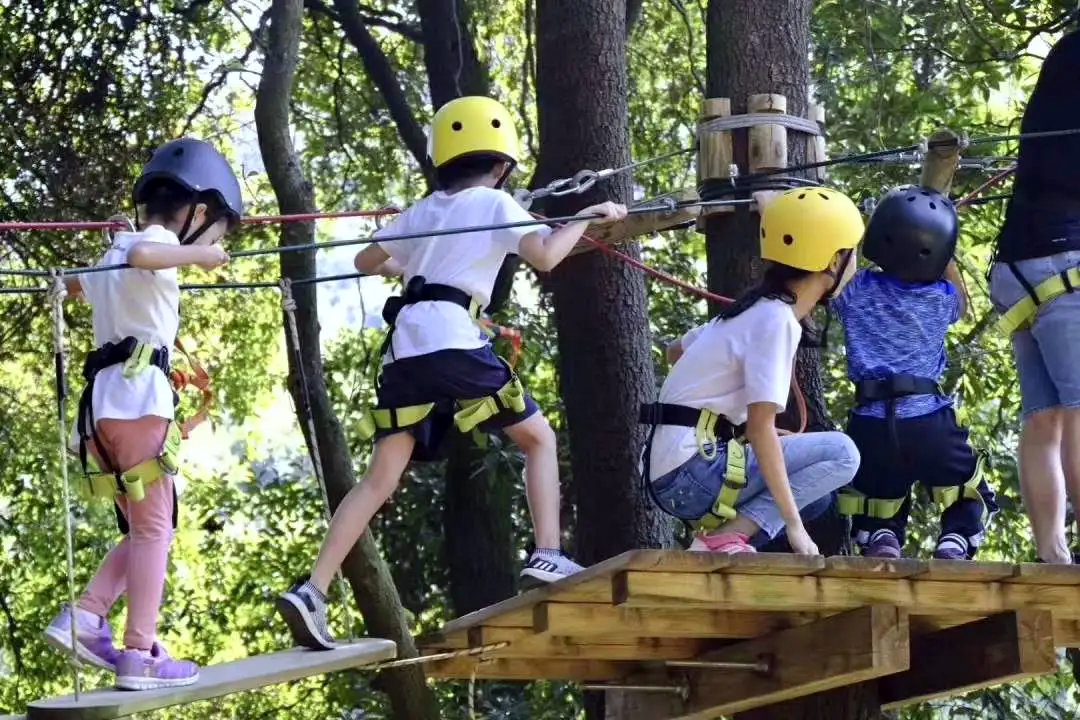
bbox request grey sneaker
[934,532,971,560]
[275,578,337,650]
[520,550,584,588]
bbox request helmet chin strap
[822,249,854,302]
[494,160,516,189]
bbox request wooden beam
[1005,562,1080,585]
[879,610,1056,710]
[481,633,708,661]
[570,189,701,256]
[424,657,630,681]
[27,641,397,720]
[912,559,1018,582]
[534,603,820,639]
[673,606,910,719]
[919,128,962,194]
[815,556,928,579]
[613,570,1080,618]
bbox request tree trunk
[704,1,877,717]
[535,2,672,717]
[416,0,490,108]
[409,0,517,616]
[256,2,438,718]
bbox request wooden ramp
[27,640,396,720]
[418,551,1077,718]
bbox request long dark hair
[716,262,812,321]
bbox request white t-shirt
[78,225,181,422]
[648,299,801,479]
[375,187,549,361]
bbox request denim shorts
[990,250,1080,417]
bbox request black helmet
[863,185,957,284]
[133,138,243,238]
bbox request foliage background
[0,1,1077,717]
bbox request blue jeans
[651,432,860,538]
[990,250,1080,417]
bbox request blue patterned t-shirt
[832,269,960,419]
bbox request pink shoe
[114,643,199,691]
[688,531,756,554]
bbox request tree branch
[327,0,430,169]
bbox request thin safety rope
[955,165,1015,208]
[279,279,360,641]
[48,271,82,699]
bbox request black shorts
[374,345,539,461]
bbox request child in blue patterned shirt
[833,186,998,560]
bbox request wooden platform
[418,551,1077,718]
[26,640,396,720]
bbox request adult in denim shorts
[988,29,1080,564]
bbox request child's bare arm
[127,242,228,272]
[944,259,969,318]
[518,202,627,272]
[354,245,402,277]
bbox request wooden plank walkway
[417,550,1080,718]
[26,640,396,720]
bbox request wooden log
[570,188,702,256]
[673,606,910,719]
[808,103,828,182]
[612,570,1080,618]
[534,603,820,639]
[26,641,397,720]
[697,98,734,184]
[879,610,1056,709]
[919,128,962,194]
[748,94,788,175]
[697,98,736,226]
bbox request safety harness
[838,451,990,526]
[76,337,182,503]
[357,276,527,441]
[996,263,1080,335]
[837,374,990,525]
[639,402,748,530]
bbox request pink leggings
[77,417,175,650]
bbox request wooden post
[696,98,735,229]
[748,94,788,175]
[808,103,827,182]
[919,128,962,194]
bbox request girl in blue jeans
[640,188,862,555]
[989,29,1080,564]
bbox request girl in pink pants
[42,138,242,690]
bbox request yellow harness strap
[454,374,527,433]
[79,422,182,503]
[837,489,906,520]
[696,438,748,529]
[997,266,1080,335]
[930,452,990,524]
[358,403,436,440]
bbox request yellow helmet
[759,187,864,271]
[428,96,519,169]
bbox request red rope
[955,166,1015,209]
[0,207,402,232]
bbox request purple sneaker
[863,529,902,559]
[43,605,120,671]
[114,643,199,691]
[934,533,971,561]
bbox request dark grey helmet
[133,138,243,225]
[863,185,957,284]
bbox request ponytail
[716,262,811,321]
